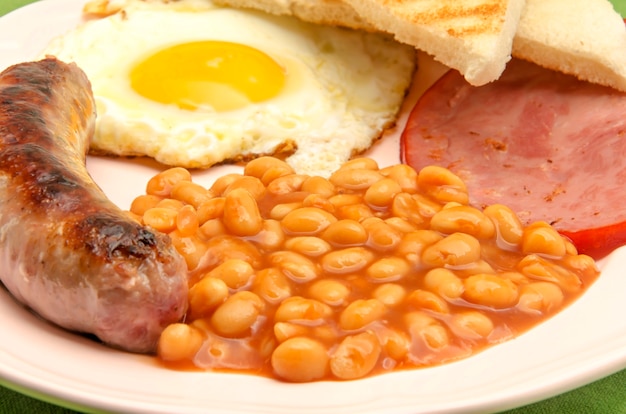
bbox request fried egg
[41,0,416,176]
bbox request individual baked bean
[321,219,368,246]
[281,207,337,235]
[308,279,350,306]
[168,231,209,270]
[176,204,199,237]
[423,268,464,300]
[378,327,410,362]
[379,164,419,193]
[364,178,402,208]
[223,188,263,237]
[339,299,386,331]
[385,217,419,233]
[321,247,375,274]
[396,230,444,266]
[244,156,295,185]
[449,311,494,339]
[483,204,524,248]
[335,203,375,222]
[311,325,338,343]
[130,194,162,216]
[209,173,243,196]
[267,174,308,196]
[269,202,303,220]
[521,222,567,258]
[422,232,482,267]
[366,257,411,282]
[274,296,332,323]
[372,283,406,308]
[363,218,402,251]
[206,259,255,290]
[271,337,329,382]
[404,311,450,350]
[517,254,582,293]
[328,194,363,208]
[156,198,186,211]
[329,168,384,190]
[330,331,381,380]
[463,274,519,309]
[340,157,380,171]
[430,205,495,239]
[453,259,497,278]
[146,167,192,197]
[210,291,265,338]
[270,251,319,282]
[564,240,578,256]
[212,235,263,267]
[273,322,308,343]
[188,277,229,320]
[222,175,266,200]
[157,323,204,362]
[170,180,212,208]
[284,236,332,257]
[252,267,292,304]
[407,289,450,314]
[198,218,227,240]
[196,197,225,224]
[252,219,285,252]
[561,254,598,278]
[517,282,564,314]
[340,157,379,170]
[143,207,178,233]
[301,176,336,197]
[417,165,469,205]
[302,193,335,213]
[411,193,443,218]
[390,193,425,226]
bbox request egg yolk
[130,41,286,111]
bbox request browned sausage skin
[0,57,188,353]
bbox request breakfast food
[513,0,626,92]
[217,0,526,86]
[127,157,599,382]
[216,0,626,92]
[340,0,526,86]
[401,58,626,259]
[41,0,416,177]
[0,57,188,353]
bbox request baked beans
[130,157,600,382]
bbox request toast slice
[512,0,626,92]
[340,0,526,86]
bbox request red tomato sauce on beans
[130,157,599,382]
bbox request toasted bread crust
[343,0,525,86]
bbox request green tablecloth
[0,0,625,412]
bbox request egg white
[41,0,416,176]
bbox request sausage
[0,57,188,353]
[401,58,626,259]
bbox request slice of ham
[401,58,626,259]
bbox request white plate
[1,1,625,413]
